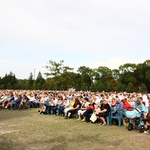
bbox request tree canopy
[0,59,150,92]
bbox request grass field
[0,108,149,150]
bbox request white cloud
[85,56,147,70]
[0,59,8,64]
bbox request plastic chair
[106,116,110,125]
[12,102,18,109]
[106,107,115,125]
[110,108,124,127]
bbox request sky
[0,0,150,79]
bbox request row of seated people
[38,98,108,126]
[0,92,40,109]
[38,95,110,125]
[1,90,150,112]
[38,95,149,127]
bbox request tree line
[0,59,150,92]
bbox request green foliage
[116,82,126,92]
[77,66,93,91]
[59,72,76,90]
[17,79,28,89]
[0,59,150,92]
[27,72,34,90]
[34,71,45,90]
[126,82,136,93]
[45,60,73,78]
[106,82,114,92]
[139,84,148,93]
[0,72,18,89]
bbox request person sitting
[92,94,101,105]
[4,92,15,109]
[1,93,10,108]
[82,99,95,122]
[128,97,134,108]
[144,112,150,133]
[55,96,64,115]
[115,98,124,110]
[90,104,101,123]
[19,94,30,108]
[38,104,47,114]
[110,98,116,107]
[57,98,70,116]
[122,98,132,111]
[96,100,111,126]
[77,97,89,120]
[38,93,50,114]
[28,93,37,108]
[64,98,75,117]
[12,94,22,109]
[50,96,59,115]
[122,98,132,125]
[134,97,147,118]
[65,97,81,119]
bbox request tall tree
[44,60,73,90]
[126,82,136,93]
[94,66,115,91]
[1,72,17,89]
[139,84,148,93]
[77,66,93,91]
[27,72,34,89]
[58,72,76,90]
[143,60,150,92]
[35,71,45,90]
[45,60,73,78]
[119,63,137,91]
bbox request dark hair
[146,112,150,119]
[84,97,89,101]
[75,97,80,102]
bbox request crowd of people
[0,90,150,132]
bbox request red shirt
[142,101,145,106]
[86,104,95,110]
[122,102,132,111]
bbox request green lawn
[0,108,149,150]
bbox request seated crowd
[0,90,150,128]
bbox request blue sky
[0,0,150,79]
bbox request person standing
[143,93,149,113]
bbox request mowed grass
[0,108,149,150]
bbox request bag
[86,104,94,110]
[90,113,97,123]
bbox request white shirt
[143,94,149,107]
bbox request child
[144,112,150,133]
[89,104,100,123]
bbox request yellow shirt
[69,100,75,108]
